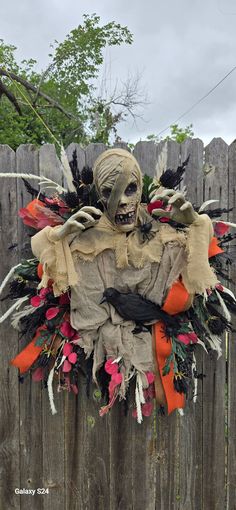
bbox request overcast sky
[2,0,236,145]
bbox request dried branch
[0,67,77,120]
[0,77,22,114]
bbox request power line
[156,65,236,137]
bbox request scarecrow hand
[151,189,198,225]
[51,206,102,240]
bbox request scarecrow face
[94,148,143,232]
[100,177,141,232]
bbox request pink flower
[59,293,70,305]
[105,359,118,375]
[146,371,155,384]
[62,342,78,372]
[46,307,60,320]
[177,332,198,345]
[60,321,76,338]
[62,359,72,373]
[63,343,73,357]
[141,401,154,417]
[214,221,230,237]
[32,367,44,381]
[111,372,123,384]
[30,295,42,307]
[39,288,50,299]
[147,200,164,214]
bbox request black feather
[159,155,190,189]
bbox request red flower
[146,371,155,384]
[30,295,42,307]
[45,307,60,320]
[177,332,198,345]
[60,321,76,338]
[147,200,164,214]
[62,343,78,372]
[104,358,119,375]
[214,222,230,238]
[19,198,64,230]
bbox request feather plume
[0,295,29,323]
[198,200,219,212]
[0,263,21,298]
[0,172,67,193]
[60,145,77,192]
[155,142,168,180]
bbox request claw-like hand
[51,206,102,240]
[151,189,198,225]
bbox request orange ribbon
[154,236,223,414]
[10,326,47,374]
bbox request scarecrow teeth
[115,210,136,224]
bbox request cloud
[1,0,236,144]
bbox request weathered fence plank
[178,138,204,510]
[202,138,228,510]
[38,150,66,510]
[0,145,20,510]
[15,145,44,510]
[227,140,236,510]
[155,141,181,510]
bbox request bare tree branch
[0,67,77,120]
[0,77,22,114]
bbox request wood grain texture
[39,149,66,510]
[227,140,236,510]
[202,138,228,510]
[154,141,181,510]
[16,144,44,510]
[0,145,20,509]
[179,139,204,510]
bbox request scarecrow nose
[119,193,128,207]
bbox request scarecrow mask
[93,149,143,232]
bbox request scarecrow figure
[25,148,226,421]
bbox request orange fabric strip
[154,236,223,414]
[10,326,47,374]
[154,279,189,414]
[208,236,224,258]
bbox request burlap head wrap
[93,148,143,223]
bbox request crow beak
[100,296,106,304]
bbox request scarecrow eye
[125,182,137,196]
[102,187,112,199]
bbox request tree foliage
[0,14,135,149]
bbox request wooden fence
[0,138,235,510]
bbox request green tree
[0,14,140,149]
[146,123,194,144]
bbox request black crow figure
[100,287,181,334]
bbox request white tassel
[205,328,222,359]
[0,263,21,297]
[11,305,36,330]
[178,408,184,416]
[155,142,168,180]
[0,295,29,323]
[56,354,66,370]
[197,338,208,353]
[137,372,145,404]
[135,379,143,424]
[47,365,57,415]
[198,199,219,212]
[60,145,77,192]
[222,286,236,302]
[192,352,198,403]
[215,289,231,322]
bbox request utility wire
[156,65,236,137]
